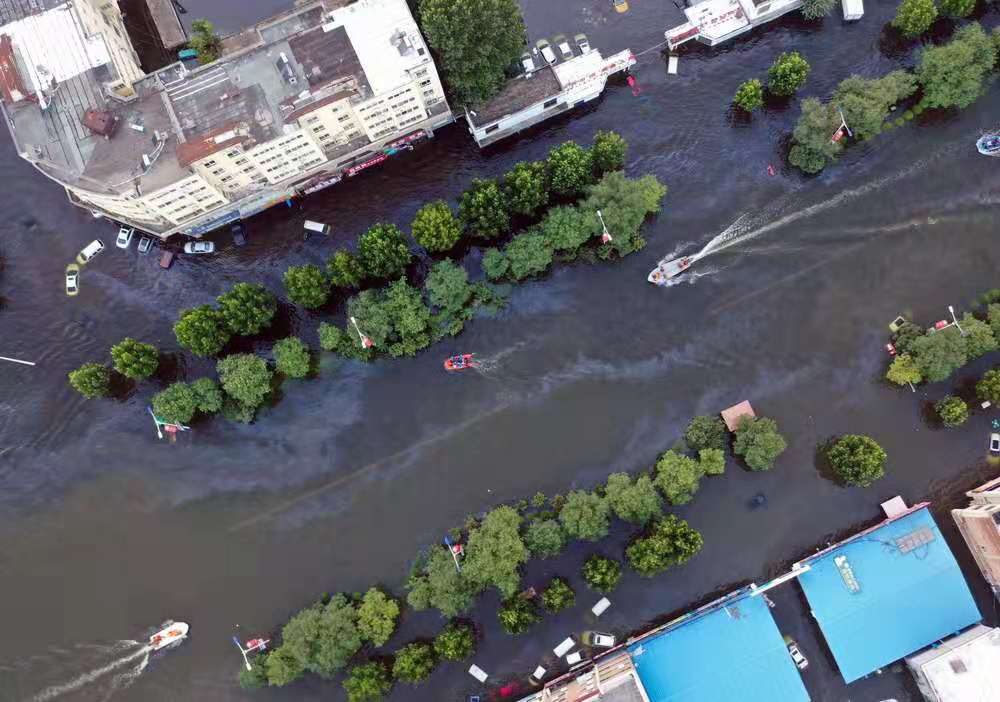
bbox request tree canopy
[892,0,937,38]
[832,72,918,140]
[940,0,975,17]
[581,554,622,593]
[699,448,726,476]
[357,587,400,647]
[503,231,554,281]
[110,338,159,379]
[217,353,273,412]
[217,283,276,336]
[828,434,887,487]
[434,621,475,661]
[524,518,567,558]
[273,336,311,379]
[547,141,594,197]
[935,395,969,427]
[960,313,997,359]
[910,327,967,382]
[918,23,996,109]
[327,250,366,289]
[174,305,230,356]
[626,515,704,577]
[68,363,111,399]
[189,19,222,64]
[540,205,599,257]
[278,595,363,679]
[789,98,845,174]
[393,642,436,684]
[733,79,764,112]
[559,490,611,541]
[886,354,923,386]
[412,200,462,253]
[417,0,526,105]
[767,51,810,96]
[684,415,728,451]
[581,172,667,259]
[345,279,434,358]
[497,595,541,635]
[406,546,477,617]
[283,265,330,309]
[733,416,787,471]
[542,577,576,613]
[604,472,663,524]
[591,131,628,174]
[458,179,510,239]
[343,661,393,702]
[503,161,549,217]
[463,505,528,598]
[152,382,197,425]
[976,368,1000,404]
[358,223,412,280]
[801,0,836,19]
[654,450,704,505]
[190,377,223,414]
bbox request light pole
[830,107,852,143]
[350,316,373,349]
[948,305,966,336]
[596,209,613,244]
[0,355,35,366]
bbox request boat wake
[30,643,151,702]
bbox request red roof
[176,123,252,168]
[284,89,354,123]
[0,35,30,104]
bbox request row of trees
[68,337,161,398]
[891,0,979,39]
[790,23,999,174]
[933,368,1000,427]
[733,51,812,112]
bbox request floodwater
[2,1,1000,700]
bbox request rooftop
[720,400,755,432]
[515,652,647,702]
[468,66,561,127]
[684,0,749,41]
[144,0,186,50]
[907,625,1000,702]
[796,505,981,683]
[627,588,810,702]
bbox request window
[543,98,557,108]
[485,124,500,134]
[338,114,352,122]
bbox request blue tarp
[797,506,981,683]
[627,591,810,702]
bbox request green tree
[503,161,549,217]
[238,657,269,689]
[190,377,223,414]
[356,588,400,647]
[281,595,363,677]
[977,369,1000,404]
[343,661,392,702]
[828,434,887,487]
[918,23,997,109]
[216,283,276,336]
[789,98,844,173]
[189,18,222,64]
[273,336,311,379]
[463,505,528,598]
[412,201,462,253]
[541,577,576,613]
[733,79,764,111]
[110,338,159,379]
[481,247,509,281]
[733,416,787,471]
[283,265,329,309]
[357,223,412,280]
[626,515,704,577]
[174,305,230,356]
[547,141,594,196]
[503,231,554,281]
[217,353,272,411]
[497,596,541,635]
[892,321,925,356]
[434,621,475,661]
[801,0,836,19]
[580,172,666,259]
[265,644,305,686]
[591,130,628,174]
[68,363,111,399]
[767,51,810,96]
[581,554,622,593]
[406,546,477,617]
[684,415,728,451]
[936,395,969,427]
[939,0,975,18]
[604,472,662,524]
[152,382,197,425]
[960,313,997,359]
[425,259,472,317]
[418,0,526,105]
[699,448,726,476]
[458,179,510,239]
[653,450,704,505]
[393,642,436,684]
[524,518,567,558]
[345,279,434,358]
[327,250,366,289]
[832,72,918,140]
[886,354,923,386]
[540,205,599,256]
[559,490,611,541]
[892,0,938,38]
[319,322,347,352]
[910,327,967,382]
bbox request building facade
[951,475,1000,591]
[665,0,803,50]
[1,0,453,239]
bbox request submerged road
[1,1,1000,700]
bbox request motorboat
[647,256,692,285]
[149,622,189,650]
[444,354,477,371]
[977,132,1000,156]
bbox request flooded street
[2,0,1000,700]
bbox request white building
[465,48,635,148]
[1,0,453,238]
[905,625,1000,702]
[665,0,803,50]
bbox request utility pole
[596,209,613,244]
[0,355,35,366]
[948,305,966,336]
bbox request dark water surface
[3,1,1000,700]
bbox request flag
[831,127,844,143]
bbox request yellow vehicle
[65,263,80,296]
[614,0,629,12]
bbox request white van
[303,220,331,236]
[76,239,106,265]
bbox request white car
[990,433,1000,455]
[521,52,535,74]
[183,241,215,255]
[553,34,573,61]
[575,33,590,54]
[137,236,154,255]
[787,641,809,670]
[76,239,105,265]
[116,226,134,249]
[65,264,80,296]
[582,631,615,648]
[536,38,556,66]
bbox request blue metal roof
[627,590,810,702]
[797,506,981,683]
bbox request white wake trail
[30,644,151,702]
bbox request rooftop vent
[949,658,968,674]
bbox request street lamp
[948,305,966,336]
[350,316,374,349]
[830,107,852,143]
[595,209,613,244]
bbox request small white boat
[149,622,189,650]
[647,256,692,285]
[977,132,1000,156]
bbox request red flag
[831,127,844,143]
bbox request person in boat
[449,355,465,369]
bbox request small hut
[721,400,756,432]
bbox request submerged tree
[892,0,937,38]
[503,161,549,217]
[801,0,836,19]
[343,660,393,702]
[68,362,111,399]
[547,141,594,197]
[733,79,764,112]
[733,416,787,471]
[917,23,997,110]
[358,224,412,280]
[767,51,810,96]
[458,179,510,240]
[463,505,528,598]
[152,382,197,425]
[273,336,311,379]
[591,130,628,175]
[283,265,330,309]
[189,19,222,64]
[828,434,887,487]
[935,395,969,427]
[412,200,462,253]
[110,338,159,379]
[216,282,277,336]
[174,305,230,356]
[559,490,611,542]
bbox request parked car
[613,0,629,12]
[536,38,556,65]
[116,226,134,249]
[990,433,1000,455]
[231,221,247,246]
[76,239,105,265]
[159,250,175,269]
[786,639,809,670]
[137,236,154,255]
[521,52,535,74]
[65,263,80,296]
[183,241,215,255]
[575,33,590,54]
[553,34,573,61]
[582,631,615,648]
